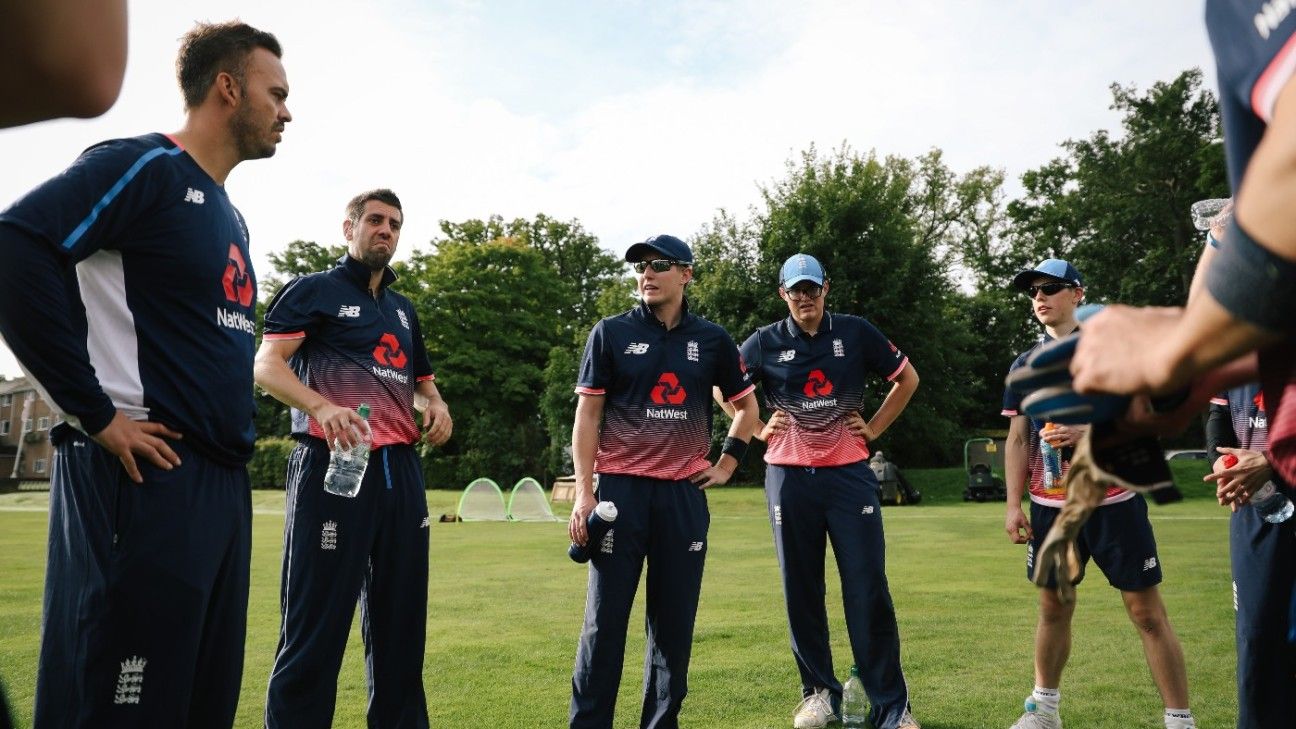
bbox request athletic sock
[1164,708,1195,728]
[1030,686,1060,715]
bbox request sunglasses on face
[782,285,824,301]
[632,259,680,274]
[1025,282,1075,298]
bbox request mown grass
[0,461,1238,728]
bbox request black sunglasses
[1025,282,1075,297]
[632,259,681,273]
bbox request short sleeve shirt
[740,312,906,467]
[575,301,754,481]
[1002,335,1132,507]
[262,255,434,447]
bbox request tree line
[249,69,1227,489]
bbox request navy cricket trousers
[265,439,430,729]
[35,425,251,729]
[570,474,710,729]
[766,461,911,729]
[1231,503,1296,728]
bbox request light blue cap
[780,253,826,288]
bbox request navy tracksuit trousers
[570,474,710,729]
[265,438,430,729]
[766,461,910,729]
[1231,504,1296,728]
[35,425,251,729]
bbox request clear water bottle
[1252,481,1294,524]
[569,501,617,563]
[1039,422,1062,489]
[841,664,868,727]
[324,404,371,498]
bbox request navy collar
[782,311,833,339]
[632,297,693,329]
[337,254,397,293]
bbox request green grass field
[0,463,1241,728]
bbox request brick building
[0,377,60,481]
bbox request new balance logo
[688,541,704,552]
[1143,556,1158,571]
[624,343,650,355]
[861,505,875,515]
[113,656,146,705]
[321,521,338,550]
[183,187,205,205]
[338,305,361,318]
[777,349,796,363]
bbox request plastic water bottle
[1040,423,1062,488]
[569,501,618,563]
[841,664,868,727]
[323,404,371,498]
[1252,482,1294,524]
[1222,453,1293,524]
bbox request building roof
[0,377,36,397]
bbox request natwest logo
[650,372,687,405]
[222,244,254,307]
[373,333,407,368]
[803,369,834,398]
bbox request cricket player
[0,21,290,728]
[568,234,758,729]
[257,189,451,728]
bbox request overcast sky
[0,1,1216,378]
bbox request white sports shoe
[793,688,837,729]
[1010,698,1062,729]
[897,707,921,729]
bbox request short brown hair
[176,21,282,109]
[346,189,403,224]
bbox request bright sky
[0,0,1215,378]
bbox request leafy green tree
[1007,69,1228,306]
[431,214,625,480]
[400,234,564,487]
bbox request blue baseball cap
[625,234,693,265]
[1011,258,1083,290]
[780,253,827,288]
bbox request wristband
[1206,218,1296,331]
[721,436,749,464]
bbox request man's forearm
[867,365,918,438]
[253,352,331,417]
[571,401,602,498]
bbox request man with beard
[0,20,290,728]
[256,189,451,729]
